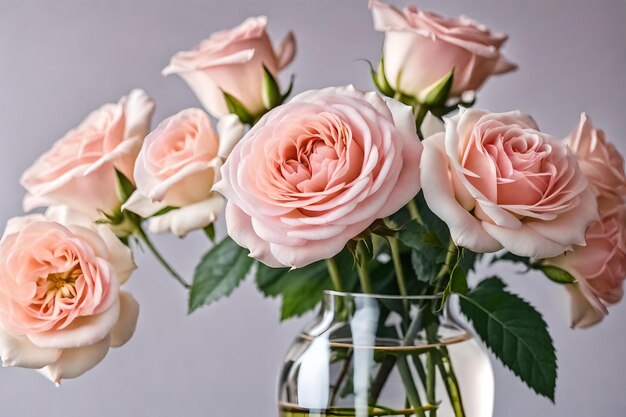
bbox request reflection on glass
[279,291,494,417]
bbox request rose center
[35,264,82,306]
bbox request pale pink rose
[214,85,423,268]
[21,90,156,218]
[546,204,626,329]
[369,0,516,100]
[0,206,138,384]
[163,16,296,118]
[421,108,598,258]
[565,113,626,212]
[123,109,243,237]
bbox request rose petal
[0,327,62,369]
[27,298,120,350]
[482,221,570,259]
[564,284,607,329]
[149,194,225,237]
[277,31,297,70]
[525,187,599,248]
[224,203,282,268]
[421,134,501,252]
[217,115,245,160]
[110,291,139,348]
[122,191,169,218]
[38,335,111,384]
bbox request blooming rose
[546,205,626,329]
[0,206,138,384]
[565,113,626,212]
[21,89,156,218]
[369,0,516,100]
[163,16,296,118]
[123,109,243,237]
[421,108,598,258]
[214,85,423,268]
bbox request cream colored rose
[0,206,138,384]
[21,90,155,218]
[123,109,243,237]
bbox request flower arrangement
[1,1,625,415]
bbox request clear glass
[278,291,494,417]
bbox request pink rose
[123,109,243,237]
[547,204,626,329]
[565,113,626,212]
[21,89,156,218]
[421,108,598,258]
[0,206,138,384]
[163,16,296,118]
[369,0,516,100]
[214,85,423,268]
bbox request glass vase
[278,291,494,417]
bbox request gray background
[1,0,625,416]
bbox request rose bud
[369,0,516,102]
[163,16,296,119]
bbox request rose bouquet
[1,1,625,416]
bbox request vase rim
[323,290,444,301]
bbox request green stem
[436,347,466,417]
[389,237,408,303]
[356,241,373,293]
[326,257,344,292]
[135,225,191,289]
[406,199,424,225]
[389,238,407,297]
[425,325,439,417]
[426,352,437,417]
[370,304,426,404]
[370,356,396,403]
[330,349,353,406]
[396,356,427,417]
[414,104,429,140]
[434,240,458,288]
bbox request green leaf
[189,237,254,313]
[460,277,557,401]
[222,90,254,124]
[257,261,330,320]
[256,250,358,320]
[399,222,445,283]
[370,58,394,97]
[281,74,295,102]
[115,169,135,203]
[152,206,178,217]
[415,192,451,246]
[203,223,216,242]
[422,69,454,106]
[536,265,576,284]
[459,248,478,273]
[449,264,468,295]
[262,65,282,110]
[491,251,531,267]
